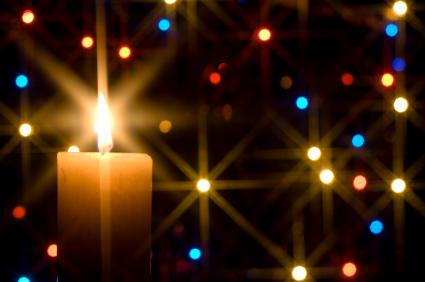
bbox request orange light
[258,28,272,42]
[47,244,58,258]
[81,36,94,48]
[209,72,221,85]
[22,10,35,24]
[381,73,394,87]
[342,262,357,278]
[341,73,354,86]
[353,174,367,191]
[12,205,26,220]
[118,46,131,59]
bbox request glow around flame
[96,92,113,154]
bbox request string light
[209,72,221,85]
[295,96,309,110]
[15,74,29,89]
[351,134,365,148]
[280,76,293,89]
[385,23,398,37]
[188,248,202,260]
[159,120,172,133]
[342,262,357,277]
[353,174,367,191]
[22,10,35,24]
[393,97,408,113]
[18,277,31,282]
[118,46,131,59]
[291,266,307,281]
[392,57,406,72]
[341,72,354,86]
[257,28,271,42]
[158,18,171,31]
[19,123,32,137]
[81,36,94,48]
[164,0,177,4]
[197,179,210,192]
[12,206,27,220]
[320,169,335,184]
[381,73,394,87]
[391,178,406,193]
[307,146,321,161]
[369,220,383,235]
[67,145,80,153]
[393,1,408,16]
[47,244,58,258]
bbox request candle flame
[96,92,113,154]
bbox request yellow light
[197,179,210,192]
[96,92,113,154]
[291,266,307,281]
[319,169,334,184]
[393,97,408,113]
[22,10,35,24]
[47,244,58,258]
[258,28,272,42]
[391,178,406,193]
[81,36,94,48]
[159,120,172,133]
[280,76,293,89]
[118,46,131,59]
[307,146,321,161]
[393,1,408,16]
[67,145,80,153]
[19,123,32,137]
[381,73,394,87]
[164,0,177,4]
[342,262,357,277]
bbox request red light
[209,72,221,85]
[12,205,26,220]
[341,73,354,86]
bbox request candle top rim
[57,152,152,161]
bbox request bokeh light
[18,277,30,282]
[12,205,27,220]
[391,178,406,193]
[351,134,365,148]
[158,18,171,31]
[257,28,271,42]
[369,220,383,235]
[67,145,80,153]
[392,57,406,72]
[381,73,394,87]
[47,244,58,258]
[341,72,354,86]
[209,72,221,85]
[353,175,367,191]
[81,36,94,48]
[280,76,293,89]
[197,179,210,192]
[164,0,177,4]
[188,248,202,260]
[393,97,408,113]
[118,46,131,59]
[342,262,357,278]
[320,169,335,184]
[291,266,307,281]
[393,1,408,16]
[19,123,32,137]
[295,96,308,110]
[159,120,172,133]
[385,23,398,37]
[15,74,29,89]
[22,10,35,24]
[307,146,321,161]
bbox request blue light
[18,277,31,282]
[369,220,383,235]
[189,248,202,260]
[351,134,365,148]
[392,57,406,72]
[15,74,29,89]
[158,18,171,32]
[295,96,308,110]
[385,23,398,37]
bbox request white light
[292,266,307,281]
[67,145,80,153]
[393,97,408,113]
[197,179,210,192]
[164,0,177,4]
[393,1,408,16]
[320,169,335,184]
[391,178,406,193]
[96,92,113,154]
[307,146,321,161]
[19,123,32,137]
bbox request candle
[57,93,152,281]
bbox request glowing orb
[158,18,171,31]
[381,73,394,87]
[385,23,398,37]
[47,244,58,258]
[341,72,354,86]
[209,72,221,85]
[164,0,177,4]
[19,123,32,137]
[351,134,365,148]
[189,248,202,260]
[81,36,94,48]
[15,74,29,88]
[22,10,35,24]
[342,262,357,277]
[18,277,30,282]
[295,96,309,110]
[257,28,271,42]
[307,146,321,161]
[159,120,172,133]
[291,266,307,281]
[197,179,210,192]
[393,97,408,113]
[118,46,131,59]
[392,57,406,72]
[369,220,383,234]
[12,206,26,220]
[393,1,408,16]
[67,146,80,153]
[280,76,293,89]
[353,175,367,191]
[320,169,334,184]
[391,178,406,193]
